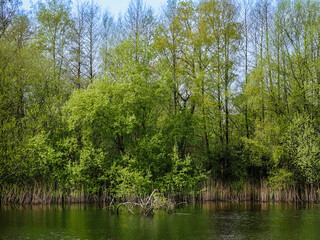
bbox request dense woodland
[1,0,320,203]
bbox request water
[1,202,320,239]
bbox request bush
[285,114,320,184]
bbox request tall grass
[199,178,320,202]
[2,178,320,205]
[0,183,111,205]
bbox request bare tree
[0,0,21,38]
[84,0,101,82]
[101,9,115,71]
[125,0,155,64]
[69,1,87,88]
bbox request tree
[155,0,181,113]
[0,0,21,38]
[69,1,87,88]
[4,13,32,48]
[84,0,102,81]
[125,0,154,64]
[35,0,72,80]
[101,9,115,72]
[0,38,59,185]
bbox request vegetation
[1,0,320,204]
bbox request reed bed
[2,179,320,205]
[0,183,109,205]
[199,179,320,202]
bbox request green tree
[35,0,72,80]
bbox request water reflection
[1,202,320,239]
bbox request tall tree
[3,12,32,48]
[70,1,87,88]
[35,0,72,80]
[101,9,115,72]
[155,0,181,112]
[84,0,101,82]
[0,0,21,38]
[125,0,154,64]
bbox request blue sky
[99,0,166,16]
[22,0,167,17]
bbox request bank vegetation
[1,0,320,205]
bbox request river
[1,201,320,239]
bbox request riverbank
[199,179,320,202]
[0,183,109,205]
[2,179,320,205]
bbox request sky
[22,0,167,17]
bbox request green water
[1,202,320,239]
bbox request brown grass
[199,178,320,202]
[0,183,108,205]
[2,179,320,205]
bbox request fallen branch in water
[176,202,188,207]
[112,190,188,216]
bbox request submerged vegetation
[1,0,320,205]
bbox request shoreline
[2,179,320,205]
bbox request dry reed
[2,179,320,205]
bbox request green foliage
[0,39,64,184]
[231,180,244,192]
[268,169,293,190]
[285,114,320,184]
[62,77,207,197]
[109,156,152,199]
[3,0,320,203]
[134,133,168,179]
[162,144,207,196]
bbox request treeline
[1,0,320,203]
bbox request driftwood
[114,190,185,216]
[115,190,158,216]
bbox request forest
[1,0,320,204]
